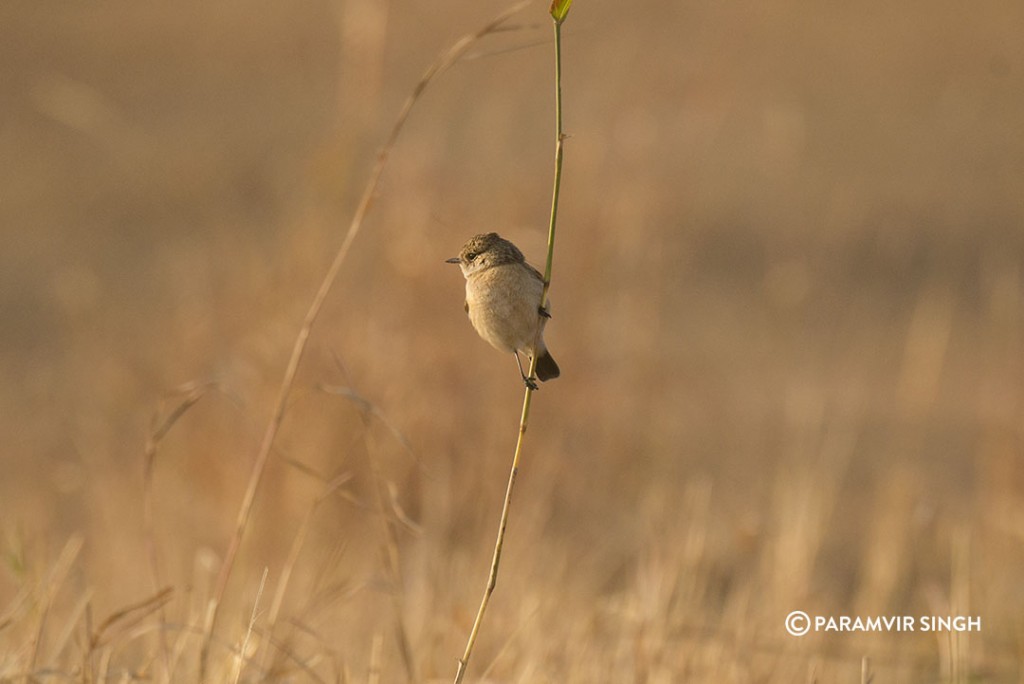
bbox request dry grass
[2,0,1024,681]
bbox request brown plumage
[446,233,560,387]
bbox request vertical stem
[454,16,566,684]
[454,389,533,684]
[541,18,564,295]
[531,17,564,381]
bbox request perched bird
[446,233,560,389]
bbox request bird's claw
[523,377,539,391]
[538,306,551,319]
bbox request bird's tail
[535,349,560,382]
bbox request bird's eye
[466,252,477,261]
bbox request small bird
[447,233,560,389]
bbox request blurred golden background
[2,0,1023,680]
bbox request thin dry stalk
[259,473,351,677]
[46,588,93,670]
[82,599,94,684]
[365,430,416,681]
[318,382,419,467]
[453,389,531,684]
[950,526,971,684]
[142,381,214,682]
[197,2,530,676]
[368,631,384,684]
[478,599,539,680]
[89,587,174,651]
[322,379,422,680]
[861,656,873,684]
[257,631,330,684]
[27,535,84,678]
[231,568,268,684]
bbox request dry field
[2,0,1024,681]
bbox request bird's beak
[445,257,461,264]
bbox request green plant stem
[454,16,566,684]
[540,18,565,301]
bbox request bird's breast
[464,265,544,353]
